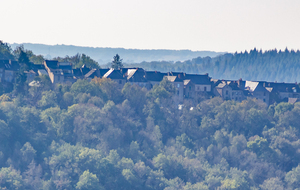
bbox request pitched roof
[85,69,99,78]
[103,69,125,79]
[184,79,193,86]
[99,69,110,77]
[184,74,211,85]
[145,71,166,82]
[288,98,300,104]
[0,60,20,70]
[127,68,148,82]
[266,82,300,93]
[228,81,242,90]
[44,60,59,69]
[164,76,183,82]
[245,81,268,92]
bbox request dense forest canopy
[126,48,300,83]
[1,41,300,189]
[0,74,299,189]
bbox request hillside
[126,48,300,83]
[9,43,225,65]
[0,77,299,189]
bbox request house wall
[195,84,211,92]
[221,86,232,100]
[4,70,14,82]
[279,92,300,99]
[231,90,244,102]
[184,83,195,99]
[253,91,270,105]
[172,82,184,104]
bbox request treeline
[0,73,299,189]
[126,48,300,83]
[0,41,99,69]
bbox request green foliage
[76,170,102,190]
[53,53,99,69]
[127,49,300,82]
[0,77,299,189]
[111,54,123,69]
[0,41,14,60]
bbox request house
[183,79,195,99]
[144,71,166,88]
[245,81,270,104]
[185,74,212,93]
[43,60,75,84]
[265,82,300,100]
[213,80,245,101]
[0,59,20,83]
[126,68,150,89]
[164,75,184,104]
[213,81,232,100]
[102,68,126,86]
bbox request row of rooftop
[1,59,300,105]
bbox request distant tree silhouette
[111,54,123,69]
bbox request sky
[1,0,300,52]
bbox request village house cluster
[1,59,300,105]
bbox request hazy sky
[1,0,300,52]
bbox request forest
[0,73,300,190]
[1,42,300,189]
[126,48,300,83]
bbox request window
[177,84,180,88]
[177,90,179,95]
[263,99,265,102]
[189,86,191,91]
[226,90,228,95]
[264,92,266,96]
[204,87,207,91]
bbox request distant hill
[126,48,300,83]
[9,43,225,65]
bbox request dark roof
[44,60,59,69]
[85,69,101,79]
[58,65,72,70]
[0,60,19,70]
[73,68,83,77]
[145,71,166,82]
[81,65,91,75]
[31,64,45,71]
[103,69,125,80]
[99,69,110,77]
[266,82,300,93]
[127,68,148,82]
[184,74,211,85]
[228,81,242,90]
